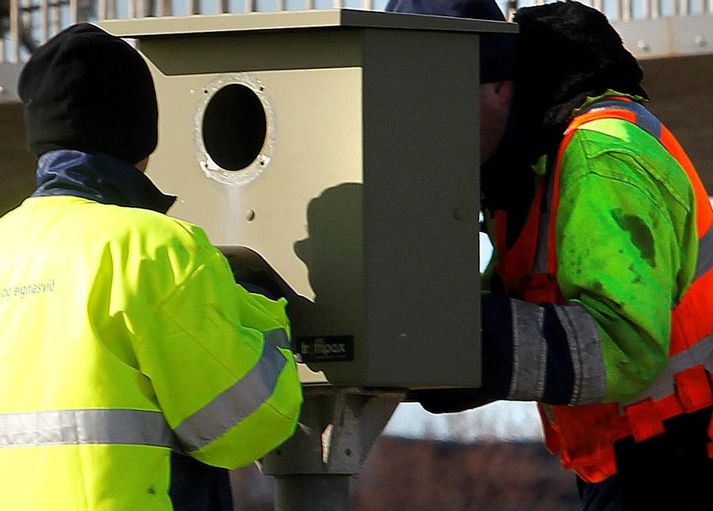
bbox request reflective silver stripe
[585,101,663,140]
[175,342,288,452]
[624,333,713,405]
[554,304,607,405]
[624,227,713,401]
[264,328,291,349]
[696,226,713,280]
[507,301,548,401]
[0,409,175,449]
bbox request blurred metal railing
[0,0,384,63]
[2,0,713,63]
[519,0,713,20]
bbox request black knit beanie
[18,23,158,165]
[385,0,517,83]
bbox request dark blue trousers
[170,452,233,511]
[578,407,713,511]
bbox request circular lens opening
[201,83,267,171]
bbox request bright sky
[385,400,543,441]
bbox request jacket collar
[33,150,176,214]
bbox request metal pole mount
[261,387,405,511]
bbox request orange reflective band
[625,398,666,442]
[619,370,713,449]
[548,402,625,483]
[671,269,713,355]
[660,127,713,238]
[626,365,713,457]
[495,180,549,298]
[654,394,685,422]
[624,394,683,442]
[674,365,713,413]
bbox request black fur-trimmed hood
[482,1,647,237]
[513,1,648,159]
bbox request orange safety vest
[494,98,713,483]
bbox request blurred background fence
[4,0,713,63]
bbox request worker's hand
[235,268,285,300]
[220,246,292,300]
[219,246,316,325]
[410,388,495,414]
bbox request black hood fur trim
[482,1,648,244]
[513,1,648,161]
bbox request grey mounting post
[261,387,405,511]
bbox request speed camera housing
[104,10,516,388]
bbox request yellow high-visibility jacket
[0,150,302,510]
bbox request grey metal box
[104,10,515,388]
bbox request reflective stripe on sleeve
[174,341,289,452]
[506,301,605,404]
[554,304,607,405]
[0,409,175,449]
[507,300,548,401]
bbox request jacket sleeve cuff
[482,296,606,405]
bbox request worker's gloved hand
[220,246,289,300]
[411,388,496,414]
[221,246,315,321]
[411,295,515,414]
[236,269,285,301]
